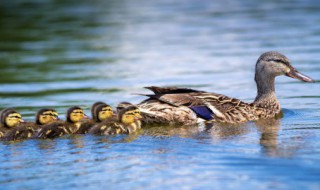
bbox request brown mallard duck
[0,108,24,138]
[75,102,114,134]
[89,105,142,135]
[138,51,315,125]
[1,108,59,141]
[36,106,88,139]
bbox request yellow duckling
[0,108,24,138]
[37,106,88,139]
[2,108,59,141]
[89,105,142,135]
[75,102,114,134]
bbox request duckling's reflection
[142,124,201,138]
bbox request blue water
[0,0,320,189]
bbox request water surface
[0,0,320,189]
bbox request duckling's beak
[20,119,25,123]
[83,114,89,119]
[285,67,315,82]
[134,115,143,120]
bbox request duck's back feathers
[145,86,203,94]
[138,86,263,124]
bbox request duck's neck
[253,75,280,112]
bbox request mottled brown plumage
[75,102,113,134]
[138,52,314,125]
[2,108,59,141]
[36,106,88,139]
[89,105,142,135]
[0,108,24,138]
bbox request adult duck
[138,51,315,125]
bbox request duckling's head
[36,108,60,125]
[0,108,24,128]
[255,51,314,82]
[94,104,113,122]
[91,101,107,119]
[116,101,133,113]
[66,106,88,123]
[119,105,142,125]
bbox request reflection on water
[1,0,320,189]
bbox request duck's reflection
[255,118,280,157]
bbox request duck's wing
[140,87,257,123]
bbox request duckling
[1,108,59,141]
[89,105,142,135]
[36,106,88,139]
[75,102,114,134]
[0,108,24,138]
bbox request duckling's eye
[73,111,84,114]
[9,114,22,119]
[102,107,112,112]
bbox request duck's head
[94,104,114,122]
[36,108,60,125]
[116,101,133,113]
[66,106,88,123]
[119,105,142,125]
[255,51,314,82]
[0,108,24,128]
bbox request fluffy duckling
[0,108,24,138]
[37,106,88,139]
[1,108,59,141]
[75,102,114,134]
[89,105,142,135]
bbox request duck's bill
[285,69,315,82]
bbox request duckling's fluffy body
[89,105,142,135]
[36,106,87,139]
[75,103,114,134]
[2,108,59,141]
[0,108,24,138]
